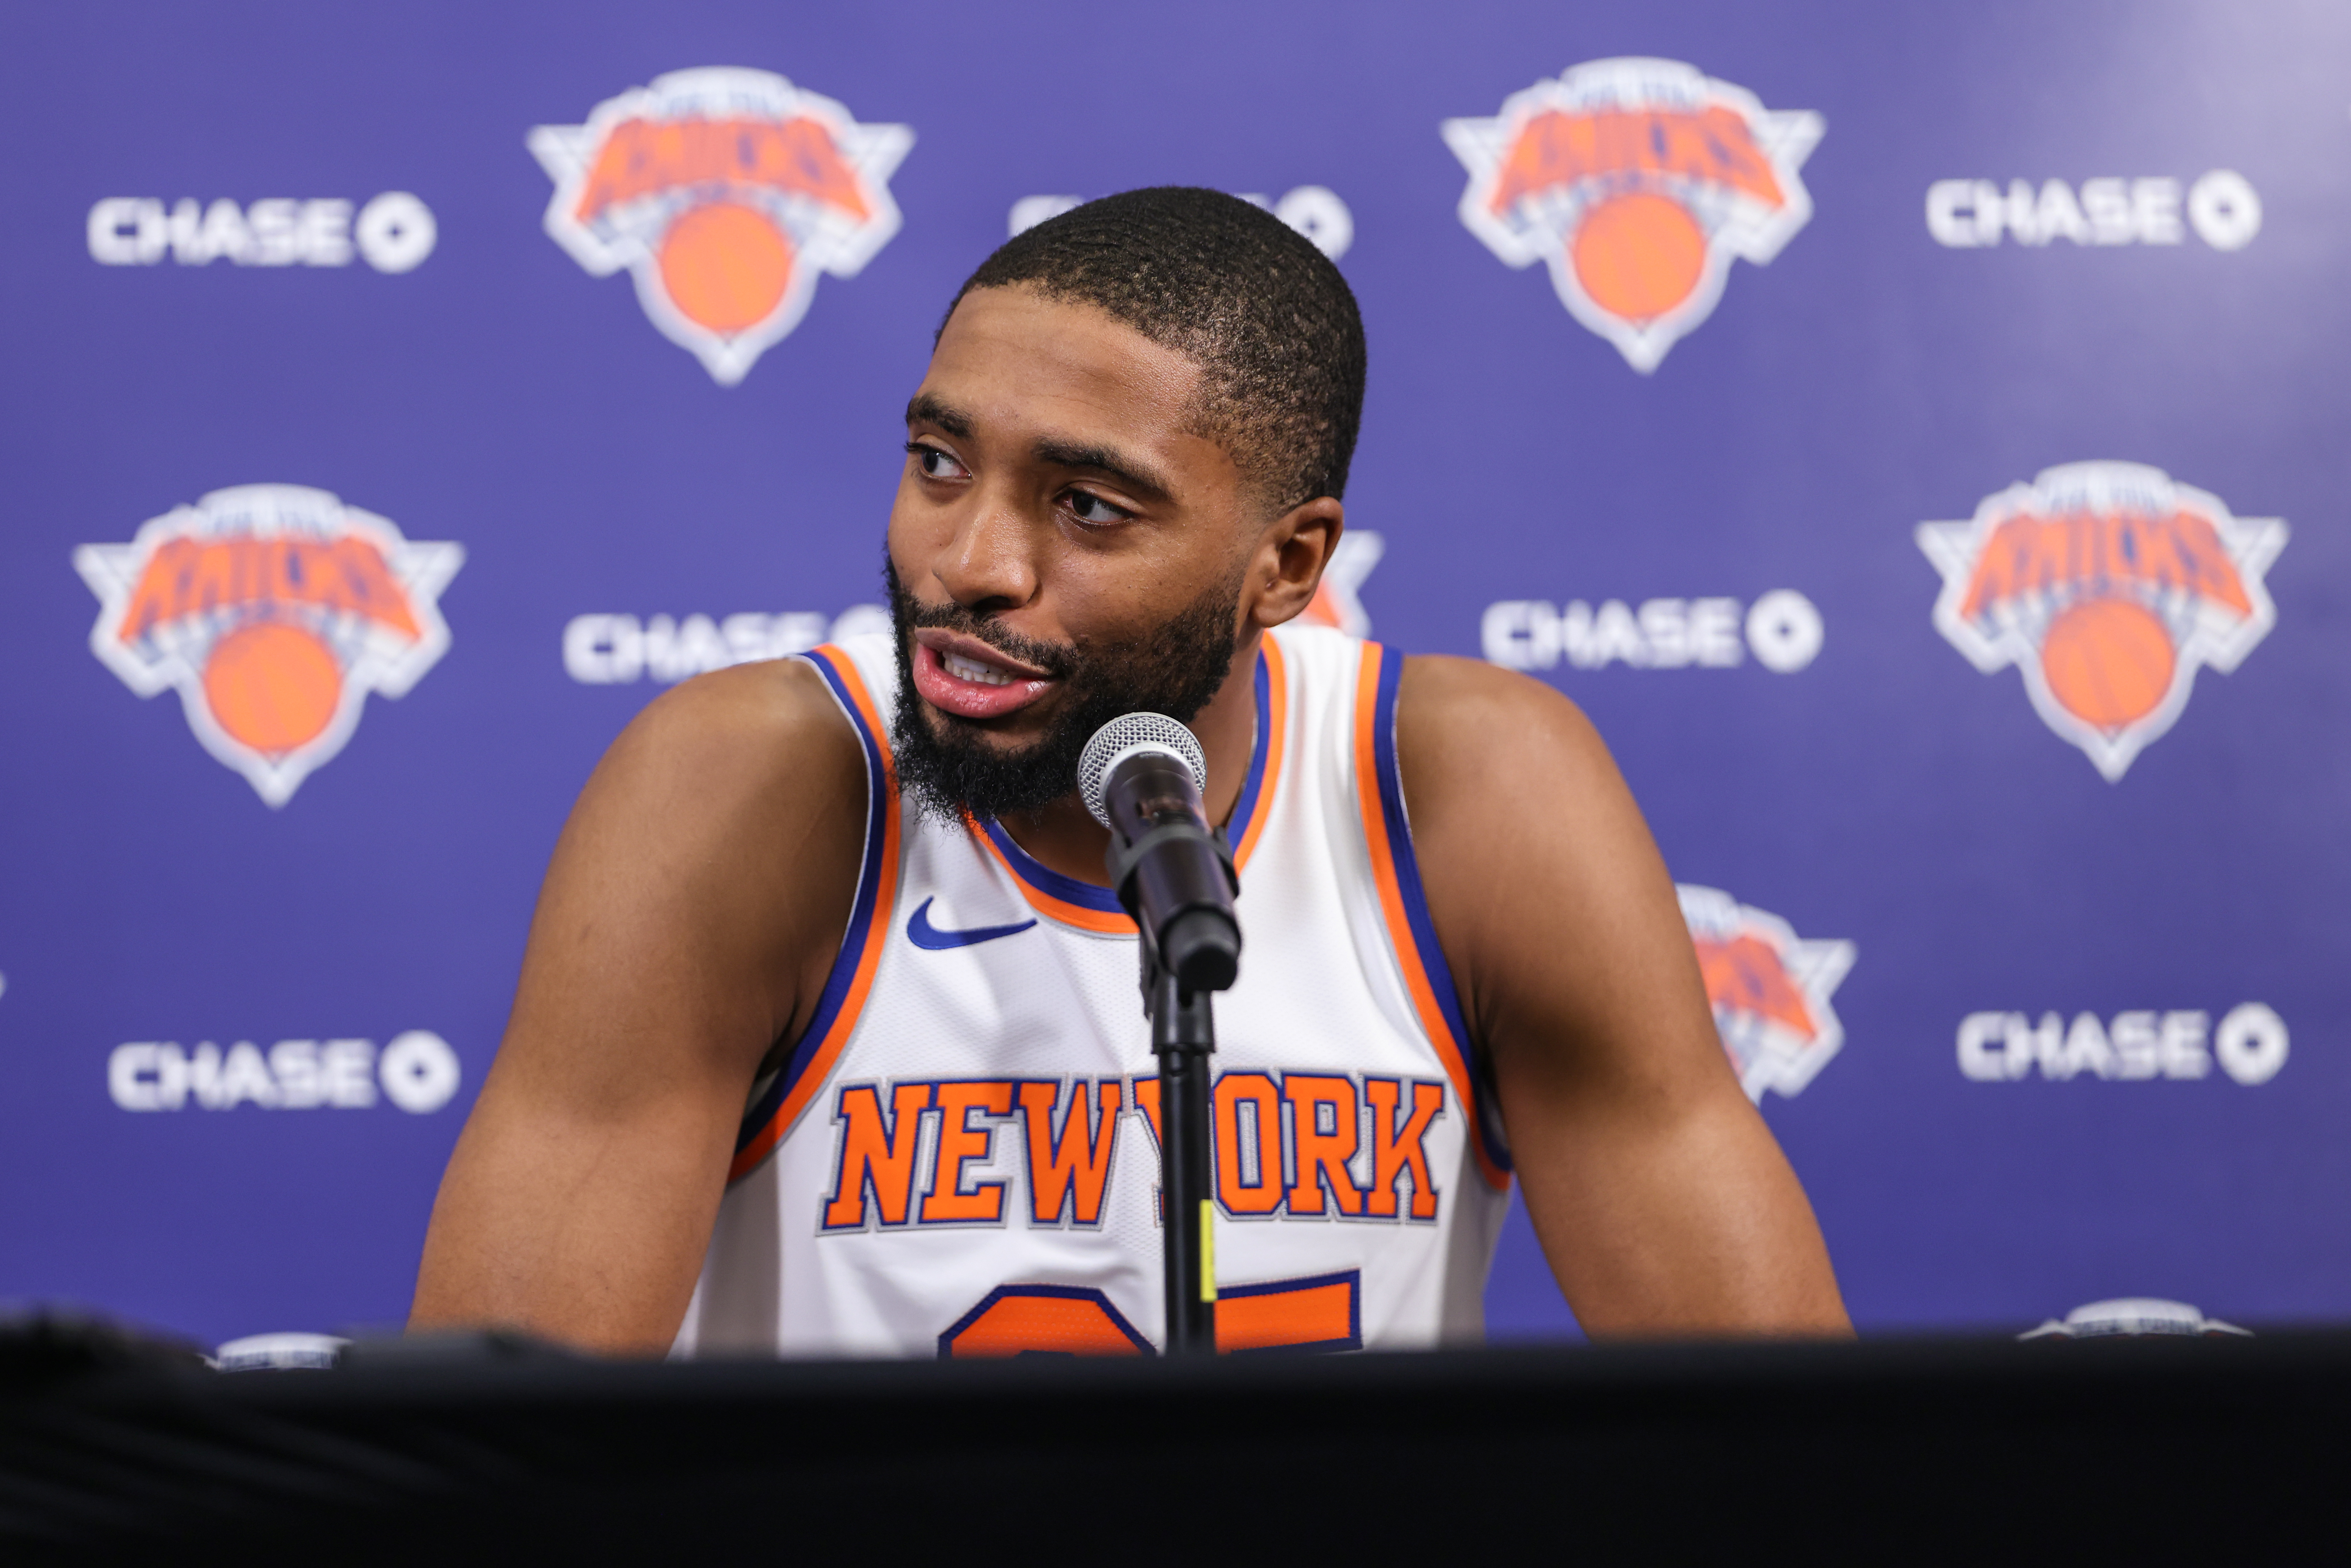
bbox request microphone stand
[1110,827,1237,1357]
[1144,949,1218,1355]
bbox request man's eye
[908,443,969,480]
[1066,490,1131,526]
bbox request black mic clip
[1106,819,1241,997]
[1104,820,1237,905]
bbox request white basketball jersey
[674,624,1513,1360]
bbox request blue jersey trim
[735,646,893,1156]
[979,647,1274,912]
[979,816,1123,913]
[1369,647,1514,1175]
[1227,651,1274,842]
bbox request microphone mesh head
[1078,713,1208,828]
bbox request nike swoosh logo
[906,896,1038,951]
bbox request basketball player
[412,189,1848,1356]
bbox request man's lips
[910,631,1061,721]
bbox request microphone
[1078,713,1242,992]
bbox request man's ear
[1247,497,1345,631]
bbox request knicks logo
[1678,885,1855,1101]
[1443,58,1822,372]
[1917,462,2286,781]
[529,67,913,385]
[74,485,462,806]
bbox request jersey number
[937,1271,1362,1358]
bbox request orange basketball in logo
[202,621,341,755]
[657,202,795,335]
[1571,191,1707,322]
[2040,597,2175,730]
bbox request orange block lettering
[1490,107,1782,216]
[2161,511,2251,612]
[317,537,423,632]
[821,1081,933,1229]
[1364,1078,1444,1221]
[938,1285,1153,1358]
[575,115,870,223]
[1215,1270,1362,1355]
[1960,509,2251,622]
[1214,1072,1286,1215]
[1283,1075,1363,1216]
[115,535,420,642]
[1020,1079,1123,1226]
[922,1080,1015,1223]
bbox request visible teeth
[944,651,1013,686]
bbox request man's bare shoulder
[415,658,874,1347]
[595,655,862,803]
[1394,652,1616,812]
[535,655,870,1045]
[1391,654,1683,1044]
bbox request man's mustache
[888,572,1082,679]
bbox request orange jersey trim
[970,638,1285,934]
[971,816,1139,935]
[729,645,901,1181]
[1352,643,1510,1191]
[1216,1268,1362,1355]
[1228,633,1287,872]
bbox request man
[412,188,1848,1356]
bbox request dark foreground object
[0,1323,2336,1558]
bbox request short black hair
[947,187,1367,513]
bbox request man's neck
[991,632,1261,890]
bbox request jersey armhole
[1351,642,1513,1189]
[728,644,901,1182]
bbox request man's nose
[931,493,1039,614]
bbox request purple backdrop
[3,0,2345,1349]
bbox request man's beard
[886,559,1245,824]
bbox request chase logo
[1679,885,1855,1102]
[74,485,462,806]
[88,194,436,271]
[530,68,913,385]
[1918,462,2285,781]
[1444,58,1822,372]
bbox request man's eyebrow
[1032,437,1174,501]
[905,394,973,439]
[906,395,1176,500]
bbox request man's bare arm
[410,660,866,1354]
[1399,655,1849,1336]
